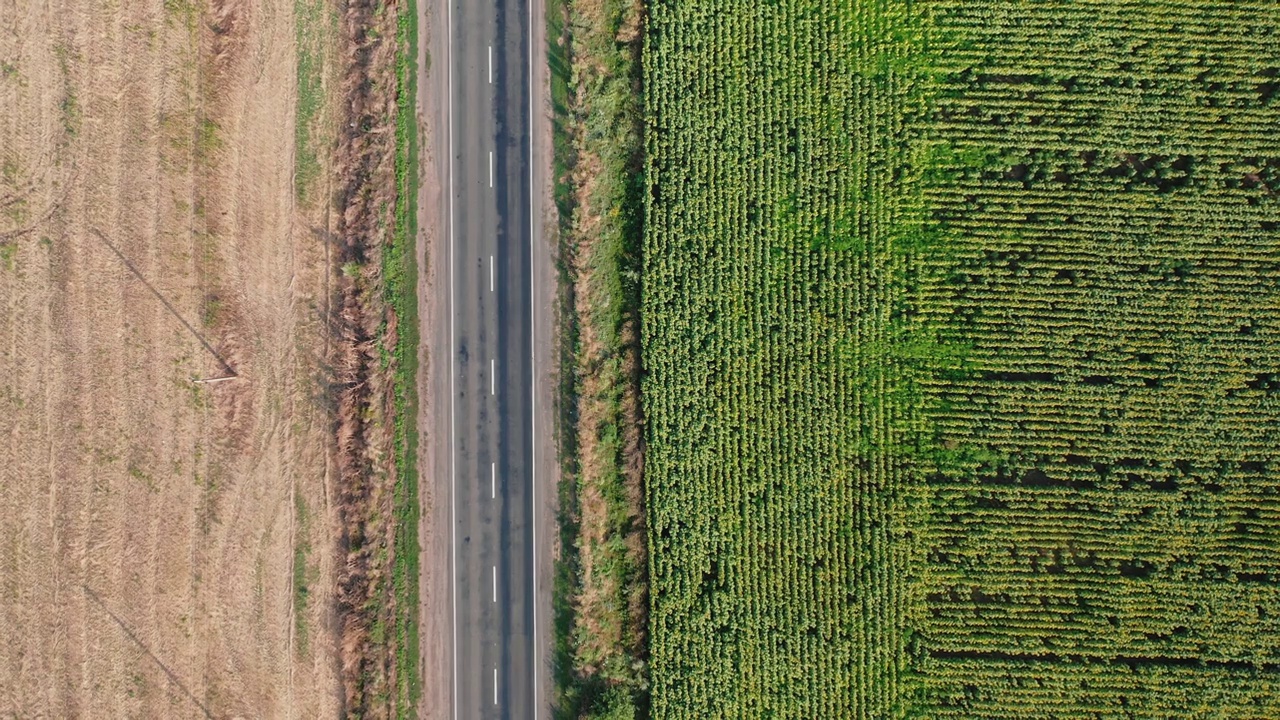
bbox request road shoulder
[530,0,560,712]
[415,0,452,715]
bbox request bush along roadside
[327,0,419,716]
[549,0,649,718]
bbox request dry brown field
[0,0,347,716]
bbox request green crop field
[643,0,929,715]
[642,0,1280,717]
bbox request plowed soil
[0,0,343,716]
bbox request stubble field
[0,0,344,716]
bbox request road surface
[439,0,548,716]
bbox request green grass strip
[387,0,421,715]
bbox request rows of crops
[643,0,929,716]
[914,1,1280,715]
[643,0,1280,717]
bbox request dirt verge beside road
[415,0,451,714]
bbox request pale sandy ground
[0,0,343,716]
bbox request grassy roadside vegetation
[320,0,419,713]
[386,0,421,715]
[549,0,649,718]
[293,0,331,202]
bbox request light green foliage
[293,494,313,655]
[550,0,649,716]
[195,118,221,162]
[644,0,931,716]
[293,0,330,201]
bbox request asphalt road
[445,0,539,717]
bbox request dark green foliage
[914,1,1280,715]
[643,0,1280,718]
